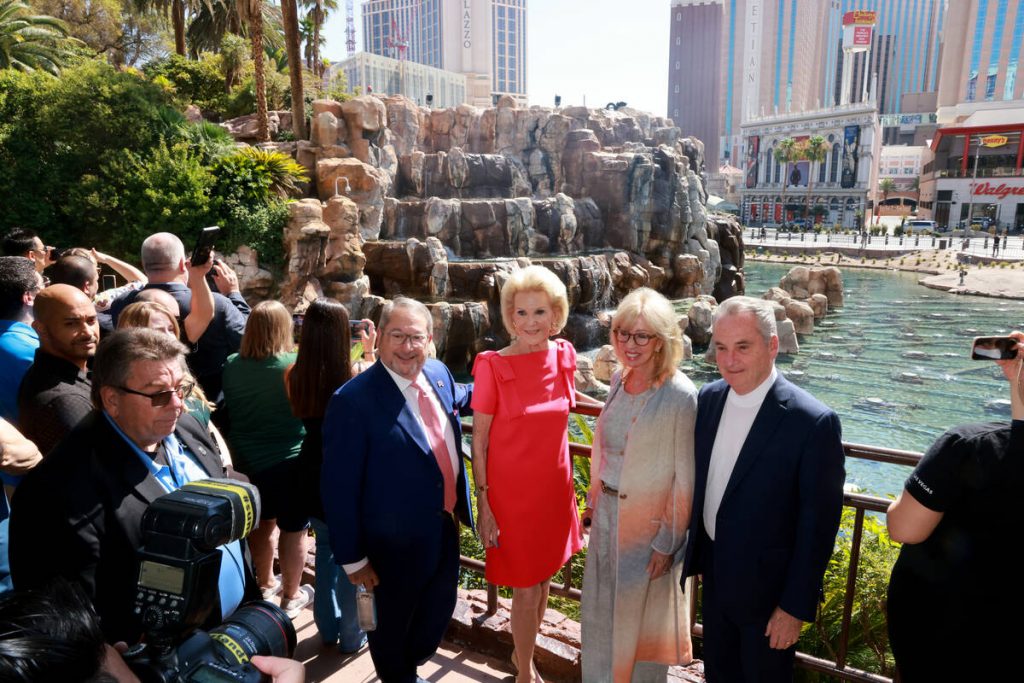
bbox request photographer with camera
[886,331,1024,681]
[0,581,305,683]
[8,327,260,645]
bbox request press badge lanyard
[102,412,193,492]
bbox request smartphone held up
[971,336,1019,361]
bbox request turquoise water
[683,262,1024,497]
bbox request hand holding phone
[191,226,220,267]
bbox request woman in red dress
[471,265,601,682]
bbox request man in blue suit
[322,297,472,683]
[684,296,845,682]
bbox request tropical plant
[877,178,896,224]
[0,0,79,75]
[773,138,798,225]
[280,0,304,138]
[144,52,229,114]
[235,0,268,141]
[211,145,307,205]
[796,507,899,680]
[302,0,334,79]
[802,135,829,221]
[219,31,246,91]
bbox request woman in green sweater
[222,301,311,618]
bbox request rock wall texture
[224,96,747,361]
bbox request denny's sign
[973,182,1024,199]
[980,134,1009,148]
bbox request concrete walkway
[291,606,513,682]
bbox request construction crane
[345,0,355,57]
[385,17,410,61]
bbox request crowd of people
[0,227,1019,683]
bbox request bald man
[109,232,248,401]
[17,285,99,455]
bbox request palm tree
[302,0,335,80]
[877,178,896,225]
[236,0,269,142]
[187,0,283,56]
[129,0,189,56]
[298,13,314,69]
[0,0,78,75]
[280,0,305,139]
[802,135,830,223]
[773,138,798,226]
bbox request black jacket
[9,410,259,644]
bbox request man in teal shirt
[0,257,42,422]
[0,256,43,594]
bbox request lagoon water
[683,262,1024,498]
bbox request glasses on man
[116,380,196,407]
[386,331,428,347]
[613,329,657,346]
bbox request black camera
[125,480,296,683]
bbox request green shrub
[144,53,228,117]
[71,140,216,254]
[224,70,290,119]
[0,59,174,245]
[796,508,898,680]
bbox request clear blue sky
[321,0,670,117]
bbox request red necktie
[415,383,456,513]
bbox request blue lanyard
[102,413,196,492]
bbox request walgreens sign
[973,182,1024,200]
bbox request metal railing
[742,227,1024,258]
[459,404,918,683]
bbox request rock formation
[222,95,747,358]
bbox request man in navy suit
[322,297,472,683]
[684,296,845,682]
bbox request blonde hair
[117,301,180,338]
[500,265,569,336]
[240,300,294,359]
[611,287,684,386]
[116,301,209,407]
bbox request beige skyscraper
[936,0,1024,119]
[362,0,527,107]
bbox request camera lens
[208,601,297,664]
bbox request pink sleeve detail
[471,351,498,414]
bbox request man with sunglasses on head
[16,285,99,455]
[8,327,259,644]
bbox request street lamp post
[965,137,981,244]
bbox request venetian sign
[843,10,877,25]
[980,135,1008,148]
[972,182,1024,199]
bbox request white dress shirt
[343,365,460,575]
[703,367,778,540]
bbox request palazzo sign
[463,0,472,48]
[973,182,1024,200]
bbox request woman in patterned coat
[581,287,697,682]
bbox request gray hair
[712,296,777,343]
[140,232,185,273]
[379,297,433,335]
[92,328,188,408]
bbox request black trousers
[701,538,796,683]
[366,515,459,683]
